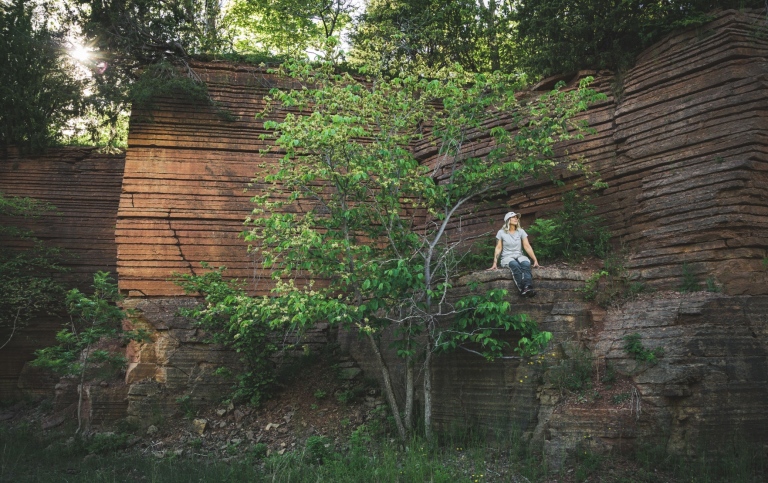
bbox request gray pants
[508,258,532,292]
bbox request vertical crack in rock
[168,213,196,276]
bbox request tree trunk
[366,331,407,441]
[423,347,433,440]
[404,356,414,433]
[76,344,90,434]
[487,0,500,72]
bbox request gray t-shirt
[497,228,529,267]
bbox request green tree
[76,0,232,65]
[350,0,517,76]
[225,0,356,59]
[59,0,235,148]
[245,61,603,440]
[0,0,85,154]
[0,192,66,350]
[514,0,764,78]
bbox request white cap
[504,212,519,222]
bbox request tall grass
[1,421,765,482]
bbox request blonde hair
[503,215,522,233]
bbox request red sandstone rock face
[0,147,125,400]
[441,270,768,467]
[0,10,763,458]
[118,64,295,298]
[428,9,768,296]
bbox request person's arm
[522,237,539,268]
[488,239,503,270]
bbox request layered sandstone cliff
[439,270,768,466]
[40,8,765,457]
[421,9,768,462]
[0,147,125,400]
[425,9,768,297]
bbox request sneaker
[521,285,531,296]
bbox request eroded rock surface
[5,9,763,460]
[435,269,768,467]
[109,10,768,458]
[122,297,334,423]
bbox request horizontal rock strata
[429,270,768,467]
[430,268,595,435]
[122,296,333,421]
[425,9,768,296]
[118,64,296,298]
[0,147,124,399]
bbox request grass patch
[1,422,765,482]
[679,262,701,293]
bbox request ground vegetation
[32,272,146,432]
[1,368,766,483]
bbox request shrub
[679,263,701,292]
[32,272,138,377]
[611,392,631,404]
[85,432,131,454]
[623,333,664,365]
[129,61,211,111]
[601,362,616,386]
[705,276,721,293]
[175,264,278,406]
[249,442,268,459]
[527,190,611,263]
[305,435,333,464]
[32,272,146,432]
[176,395,195,419]
[336,387,364,405]
[579,250,647,308]
[546,343,594,394]
[0,193,66,351]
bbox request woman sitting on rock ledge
[488,211,539,297]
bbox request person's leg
[508,259,525,293]
[519,259,532,289]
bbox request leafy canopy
[0,0,85,153]
[514,0,765,78]
[350,0,518,76]
[225,0,356,59]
